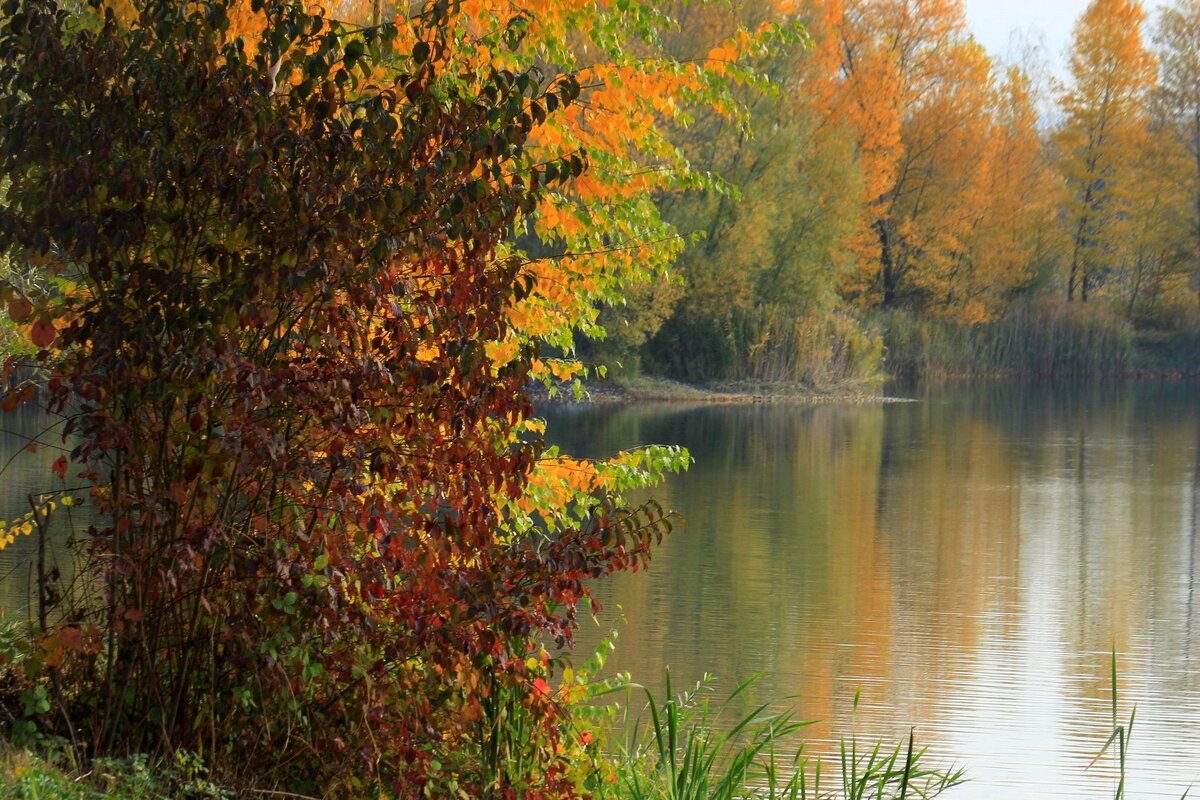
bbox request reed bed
[612,673,963,800]
[879,300,1135,381]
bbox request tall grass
[1091,650,1136,800]
[1088,650,1190,800]
[880,300,1134,381]
[611,673,963,800]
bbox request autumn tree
[408,0,799,389]
[1057,0,1157,303]
[1114,117,1193,319]
[640,0,876,383]
[0,0,682,795]
[953,67,1059,320]
[1155,0,1200,301]
[810,0,1039,320]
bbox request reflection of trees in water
[1189,428,1198,662]
[555,402,892,741]
[874,393,1024,727]
[552,385,1200,788]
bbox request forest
[0,0,1195,798]
[585,0,1200,385]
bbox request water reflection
[0,408,84,622]
[545,383,1200,799]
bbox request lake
[3,382,1198,797]
[545,382,1200,799]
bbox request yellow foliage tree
[1155,0,1200,298]
[1057,0,1158,303]
[640,0,871,383]
[1114,122,1194,318]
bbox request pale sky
[962,0,1092,79]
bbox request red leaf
[30,319,56,349]
[51,456,68,479]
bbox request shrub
[0,0,670,794]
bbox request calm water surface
[546,382,1200,799]
[2,384,1198,796]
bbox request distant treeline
[581,0,1200,385]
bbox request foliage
[416,0,804,385]
[625,0,1200,383]
[0,0,688,795]
[1131,329,1200,374]
[1057,0,1158,304]
[649,308,883,388]
[633,0,881,386]
[1153,0,1200,311]
[0,746,233,800]
[810,0,1050,318]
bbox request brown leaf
[7,296,32,324]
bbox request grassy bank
[0,674,963,800]
[0,749,230,799]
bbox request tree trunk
[876,218,898,308]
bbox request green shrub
[1131,330,1200,375]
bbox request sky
[962,0,1092,78]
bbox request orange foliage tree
[808,0,1045,320]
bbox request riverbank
[533,362,1200,408]
[533,374,889,405]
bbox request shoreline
[532,369,1200,407]
[531,375,893,405]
